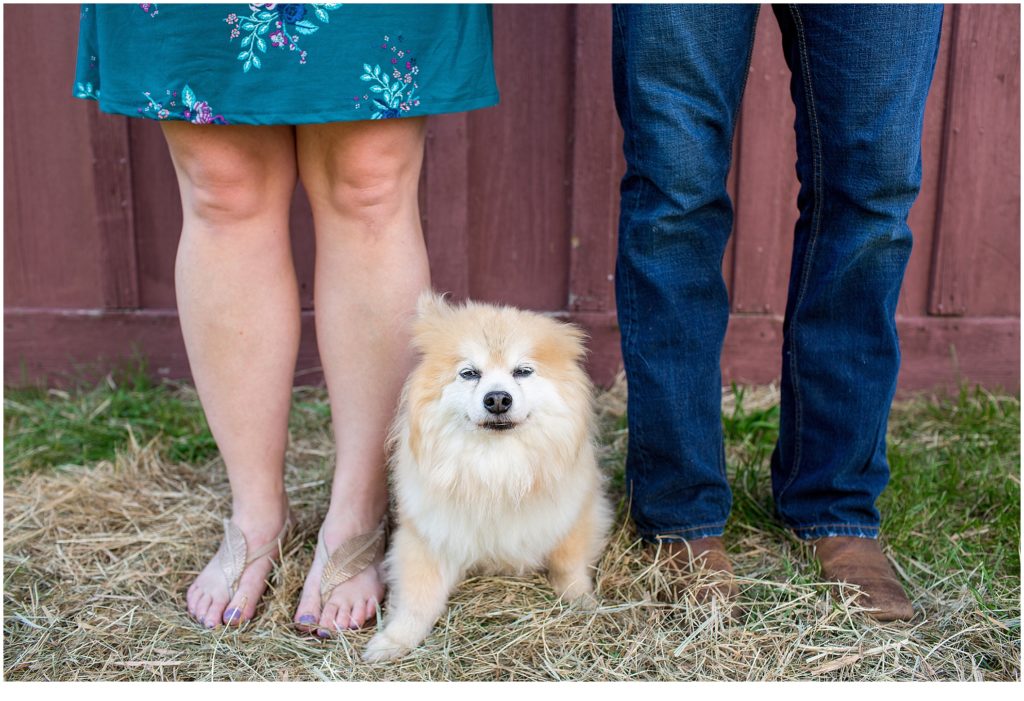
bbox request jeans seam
[713,6,761,484]
[728,4,762,144]
[777,4,824,507]
[615,7,652,487]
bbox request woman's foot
[186,501,289,628]
[293,504,387,636]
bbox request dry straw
[4,382,1018,680]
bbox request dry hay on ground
[4,385,1019,681]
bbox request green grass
[3,363,342,479]
[3,365,217,477]
[884,389,1021,610]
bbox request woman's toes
[348,603,367,629]
[295,611,319,630]
[318,602,340,638]
[206,596,232,626]
[293,582,323,630]
[222,592,251,625]
[195,593,215,628]
[336,605,358,631]
[363,599,378,627]
[224,554,275,625]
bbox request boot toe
[815,536,915,622]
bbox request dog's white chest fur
[393,430,595,573]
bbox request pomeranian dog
[363,293,612,662]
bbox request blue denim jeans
[612,4,943,542]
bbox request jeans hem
[638,523,728,543]
[790,524,879,541]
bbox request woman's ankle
[321,490,388,538]
[229,488,289,539]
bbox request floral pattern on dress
[139,4,159,17]
[75,82,100,100]
[139,84,228,124]
[226,4,342,72]
[353,35,421,119]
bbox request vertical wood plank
[567,4,620,313]
[731,8,798,315]
[929,4,1021,316]
[467,4,572,311]
[128,119,181,309]
[423,112,470,300]
[89,112,140,309]
[3,4,106,308]
[898,5,952,317]
[288,183,316,310]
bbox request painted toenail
[349,623,359,630]
[224,608,242,623]
[299,614,316,625]
[317,629,331,638]
[205,620,216,629]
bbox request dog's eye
[513,367,534,379]
[459,368,480,381]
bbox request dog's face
[405,294,591,443]
[443,332,551,432]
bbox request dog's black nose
[483,391,513,415]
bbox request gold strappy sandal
[316,520,387,627]
[212,514,290,622]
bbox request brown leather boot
[814,536,914,622]
[660,537,742,619]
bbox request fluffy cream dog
[363,294,612,662]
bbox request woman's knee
[163,124,296,227]
[298,120,425,226]
[319,161,415,223]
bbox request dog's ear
[416,290,452,320]
[555,322,590,365]
[531,318,590,374]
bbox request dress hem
[72,91,500,126]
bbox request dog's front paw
[551,572,596,606]
[363,630,413,662]
[566,590,599,611]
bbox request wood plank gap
[567,4,617,314]
[423,113,470,300]
[88,111,139,309]
[927,4,962,316]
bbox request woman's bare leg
[292,117,429,634]
[162,122,299,628]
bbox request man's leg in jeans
[770,4,943,620]
[612,4,758,604]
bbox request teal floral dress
[73,4,498,125]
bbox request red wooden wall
[4,5,1020,392]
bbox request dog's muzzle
[481,420,517,431]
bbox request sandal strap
[247,516,290,563]
[319,520,387,602]
[217,514,290,598]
